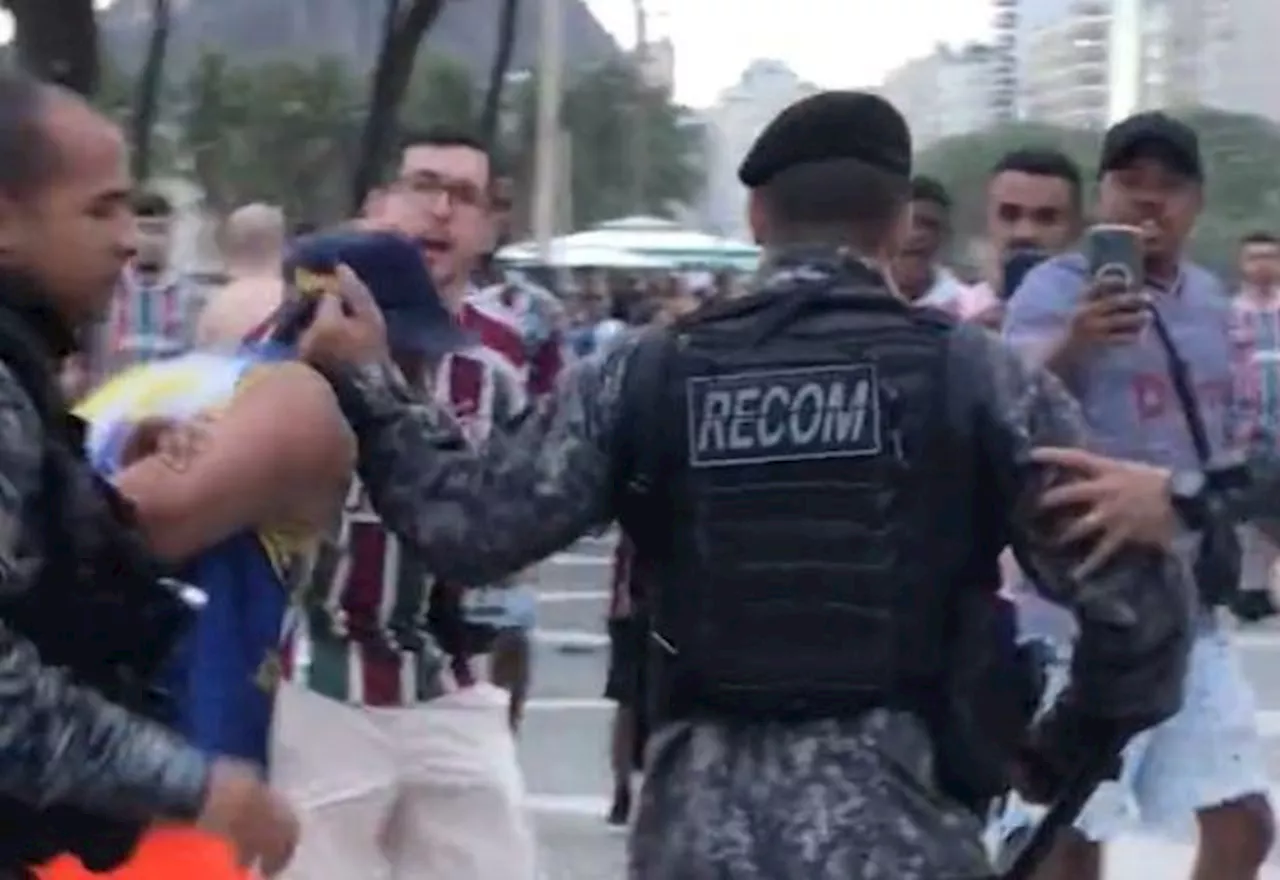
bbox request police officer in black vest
[297,92,1196,879]
[0,73,296,877]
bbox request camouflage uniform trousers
[628,711,994,879]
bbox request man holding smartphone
[1001,112,1272,880]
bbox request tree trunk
[131,0,173,184]
[7,0,101,96]
[478,0,519,149]
[350,0,447,215]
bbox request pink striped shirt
[1229,292,1276,449]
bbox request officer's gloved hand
[1013,704,1128,805]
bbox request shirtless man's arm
[112,361,355,561]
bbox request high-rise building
[1200,0,1280,121]
[697,61,818,238]
[991,0,1019,122]
[880,43,1005,149]
[1108,0,1279,122]
[1021,0,1111,128]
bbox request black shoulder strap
[1148,308,1213,465]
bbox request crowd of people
[36,106,732,877]
[3,60,1280,880]
[604,109,1280,879]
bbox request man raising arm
[296,236,1193,879]
[109,360,353,563]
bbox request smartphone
[1000,248,1049,301]
[1085,224,1143,291]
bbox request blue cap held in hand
[282,230,472,356]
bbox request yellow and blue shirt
[76,349,313,768]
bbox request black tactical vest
[621,262,978,722]
[0,297,197,875]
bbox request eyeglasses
[400,172,487,210]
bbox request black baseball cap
[284,230,473,356]
[1098,111,1203,181]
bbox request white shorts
[995,625,1269,842]
[271,681,537,879]
[462,584,539,630]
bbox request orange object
[35,827,252,880]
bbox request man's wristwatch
[1168,469,1208,530]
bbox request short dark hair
[399,127,494,181]
[758,158,910,249]
[909,175,951,210]
[990,148,1083,207]
[0,73,57,200]
[400,126,487,154]
[1241,230,1279,247]
[132,190,173,218]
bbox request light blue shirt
[1003,251,1240,639]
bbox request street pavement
[520,534,1280,877]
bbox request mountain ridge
[100,0,622,81]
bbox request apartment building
[697,61,818,238]
[879,43,1005,149]
[1200,0,1280,121]
[1021,0,1111,129]
[1108,0,1280,123]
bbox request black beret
[738,91,913,188]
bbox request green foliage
[179,52,362,221]
[916,107,1280,275]
[1175,107,1280,275]
[401,54,478,134]
[916,123,1100,239]
[558,60,702,226]
[155,51,701,229]
[95,58,182,182]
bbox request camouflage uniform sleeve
[0,365,210,821]
[326,336,637,585]
[952,324,1194,725]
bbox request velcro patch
[687,364,882,467]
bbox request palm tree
[478,0,519,148]
[350,0,448,214]
[130,0,172,183]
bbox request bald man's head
[0,73,135,324]
[223,202,286,274]
[0,75,73,200]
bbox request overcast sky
[584,0,993,107]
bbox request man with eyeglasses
[273,130,536,879]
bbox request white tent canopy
[499,215,760,270]
[497,241,667,269]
